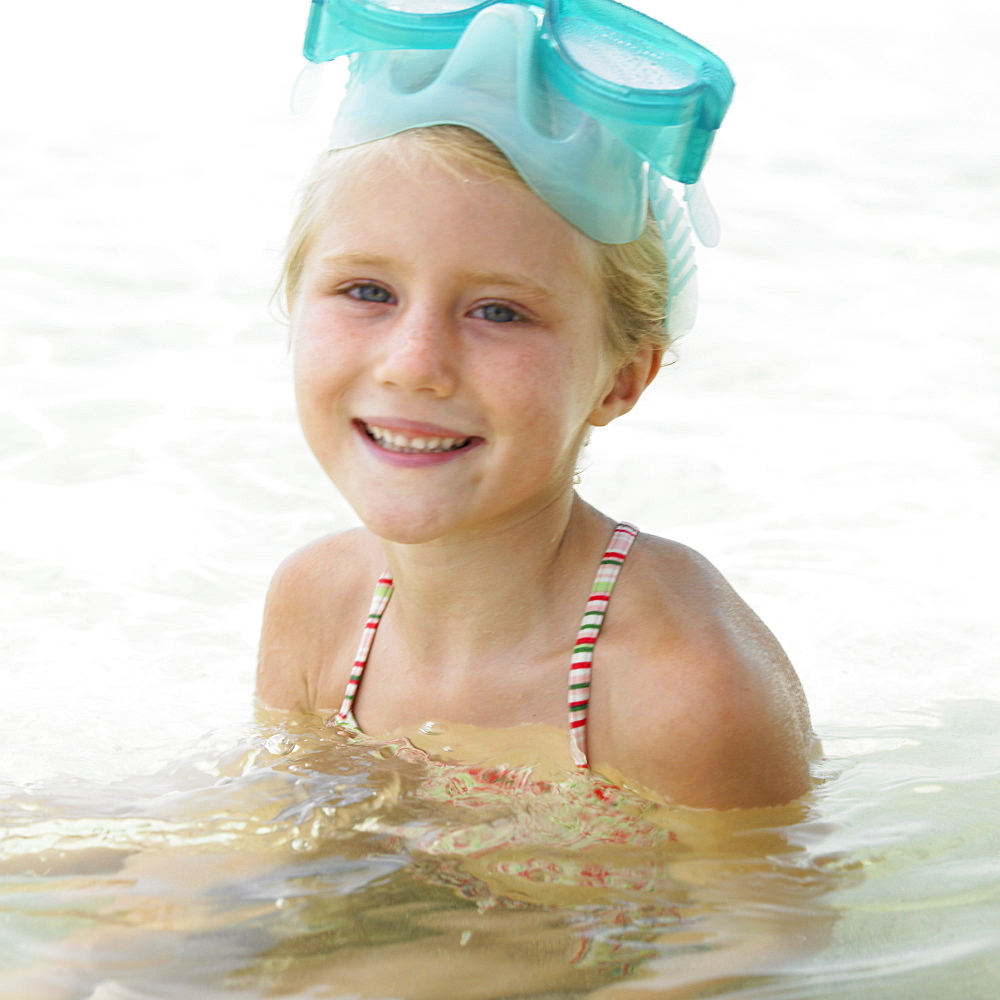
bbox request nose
[373,305,458,397]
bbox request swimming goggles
[298,0,735,336]
[303,0,733,191]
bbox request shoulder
[256,529,382,714]
[592,533,815,809]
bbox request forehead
[306,142,602,292]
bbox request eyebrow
[462,269,557,302]
[315,254,558,302]
[316,252,394,272]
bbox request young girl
[257,0,814,811]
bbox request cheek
[291,316,350,399]
[489,352,601,442]
[291,347,323,411]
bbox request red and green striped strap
[336,575,393,725]
[334,523,639,769]
[569,523,639,768]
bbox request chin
[369,526,444,546]
[355,506,457,546]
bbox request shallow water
[2,0,999,996]
[0,717,827,998]
[1,708,998,998]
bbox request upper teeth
[366,424,470,454]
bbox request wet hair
[279,125,671,361]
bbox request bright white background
[1,1,998,782]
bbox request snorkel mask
[299,0,734,338]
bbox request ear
[588,346,663,427]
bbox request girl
[257,0,814,810]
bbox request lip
[354,418,483,468]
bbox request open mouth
[360,421,475,455]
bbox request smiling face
[290,139,637,544]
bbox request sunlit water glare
[1,0,998,997]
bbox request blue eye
[347,283,393,303]
[475,303,522,324]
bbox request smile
[362,422,472,455]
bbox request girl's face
[291,147,630,544]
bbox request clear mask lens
[556,19,699,91]
[376,0,485,11]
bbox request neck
[377,492,612,666]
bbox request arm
[256,530,375,715]
[593,539,815,810]
[637,646,814,809]
[256,551,315,713]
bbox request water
[2,0,999,996]
[0,718,836,998]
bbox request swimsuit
[322,523,685,959]
[333,522,639,769]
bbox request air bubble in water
[291,838,314,853]
[264,734,296,755]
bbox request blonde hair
[280,126,672,361]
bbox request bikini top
[333,522,639,769]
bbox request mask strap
[292,61,326,114]
[684,179,720,248]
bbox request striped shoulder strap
[335,574,394,724]
[568,523,639,768]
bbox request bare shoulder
[593,533,815,809]
[256,529,382,715]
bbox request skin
[257,143,814,810]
